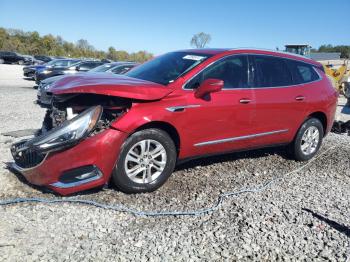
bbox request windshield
[89,63,113,72]
[125,51,212,85]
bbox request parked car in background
[75,61,106,72]
[89,62,138,74]
[0,51,30,64]
[35,60,105,84]
[10,48,337,195]
[34,59,82,83]
[37,62,137,107]
[34,55,52,64]
[23,59,81,79]
[22,55,34,65]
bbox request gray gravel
[0,64,349,261]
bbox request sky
[0,0,349,55]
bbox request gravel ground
[0,64,349,261]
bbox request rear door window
[252,55,293,87]
[185,55,249,89]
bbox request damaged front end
[10,93,131,194]
[39,93,131,136]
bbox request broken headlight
[28,106,102,152]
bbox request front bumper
[10,128,127,195]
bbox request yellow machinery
[323,63,350,98]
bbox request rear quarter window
[285,60,320,84]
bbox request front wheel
[289,118,324,161]
[112,128,177,193]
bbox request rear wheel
[112,128,177,193]
[289,118,324,161]
[343,82,350,99]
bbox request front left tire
[112,128,177,193]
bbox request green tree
[0,27,153,62]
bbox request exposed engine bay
[39,93,132,136]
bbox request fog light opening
[51,165,103,189]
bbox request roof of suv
[181,48,321,67]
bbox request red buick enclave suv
[10,48,338,195]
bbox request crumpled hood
[50,73,173,100]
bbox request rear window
[285,60,320,84]
[252,56,293,87]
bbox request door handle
[295,96,305,101]
[239,99,251,104]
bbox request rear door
[245,55,308,147]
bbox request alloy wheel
[300,126,320,155]
[124,139,167,184]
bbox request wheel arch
[131,121,181,155]
[307,111,327,136]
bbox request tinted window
[185,55,249,89]
[252,56,293,87]
[285,60,319,84]
[111,65,133,74]
[89,64,113,72]
[67,60,81,66]
[52,60,70,67]
[80,62,95,69]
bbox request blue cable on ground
[0,145,337,217]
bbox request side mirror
[75,66,80,71]
[194,78,224,98]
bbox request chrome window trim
[194,129,289,147]
[182,53,322,91]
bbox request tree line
[0,27,153,62]
[312,44,350,58]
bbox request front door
[178,55,257,158]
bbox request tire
[289,118,324,161]
[112,128,177,193]
[343,82,350,99]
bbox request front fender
[110,101,177,133]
